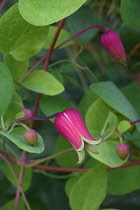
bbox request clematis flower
[100,30,126,64]
[54,109,101,164]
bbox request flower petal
[63,109,100,143]
[54,112,84,151]
[76,149,85,164]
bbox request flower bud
[116,144,129,160]
[24,129,38,146]
[23,109,34,125]
[100,30,126,64]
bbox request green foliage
[90,81,140,131]
[0,91,23,126]
[67,6,102,43]
[86,98,111,134]
[0,1,140,209]
[121,0,140,29]
[118,120,131,133]
[1,161,32,191]
[18,0,87,26]
[88,140,125,167]
[4,54,29,82]
[121,83,140,115]
[20,70,65,95]
[0,127,44,153]
[0,4,49,60]
[40,95,72,122]
[107,165,140,195]
[1,197,25,210]
[55,136,80,167]
[44,26,75,49]
[0,62,14,116]
[68,165,107,210]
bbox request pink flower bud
[24,129,38,146]
[116,144,129,160]
[23,109,34,125]
[54,109,101,163]
[100,30,126,64]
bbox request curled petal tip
[76,149,85,164]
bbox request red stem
[14,167,25,210]
[43,18,65,71]
[33,160,140,172]
[0,0,7,11]
[55,25,106,50]
[1,151,140,173]
[14,151,29,210]
[33,19,65,117]
[19,24,106,82]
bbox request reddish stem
[128,43,140,58]
[14,151,28,210]
[33,160,140,172]
[19,25,106,82]
[55,25,106,50]
[33,19,65,117]
[130,119,140,124]
[0,0,7,11]
[1,151,140,173]
[44,18,65,71]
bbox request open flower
[100,30,126,64]
[54,109,101,164]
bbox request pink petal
[54,112,84,151]
[63,109,99,143]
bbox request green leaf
[69,165,107,210]
[40,95,72,122]
[90,81,140,131]
[107,165,140,195]
[1,197,26,210]
[121,83,140,115]
[88,140,125,167]
[20,70,64,95]
[0,62,14,116]
[86,99,111,134]
[121,0,140,29]
[119,24,140,53]
[0,127,44,153]
[108,112,118,128]
[66,6,102,43]
[0,4,49,60]
[65,175,81,197]
[4,54,29,82]
[55,136,80,167]
[44,26,74,49]
[1,91,23,127]
[1,161,32,191]
[79,89,98,117]
[18,0,87,26]
[118,120,131,133]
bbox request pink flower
[54,109,101,163]
[100,30,126,64]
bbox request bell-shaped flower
[100,30,126,64]
[54,109,101,164]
